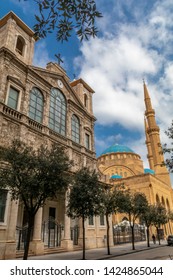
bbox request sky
[1,0,173,170]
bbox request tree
[67,167,103,260]
[162,120,173,172]
[21,0,102,42]
[151,204,168,245]
[0,140,72,260]
[101,183,124,255]
[116,190,148,250]
[139,203,155,247]
[168,211,173,222]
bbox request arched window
[156,194,160,205]
[29,87,43,123]
[16,35,25,55]
[122,217,128,222]
[161,196,165,207]
[71,114,80,143]
[166,199,170,211]
[84,94,88,107]
[49,88,66,136]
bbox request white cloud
[95,133,123,154]
[74,35,157,131]
[74,0,173,158]
[33,41,51,68]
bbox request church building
[0,11,110,259]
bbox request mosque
[97,83,173,240]
[0,11,173,259]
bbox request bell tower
[144,82,171,186]
[0,11,36,65]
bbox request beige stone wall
[0,14,35,65]
[111,173,173,235]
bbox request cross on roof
[55,53,63,65]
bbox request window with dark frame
[85,133,90,149]
[0,190,7,223]
[7,86,19,110]
[49,88,66,136]
[29,87,44,123]
[71,114,80,143]
[88,215,94,226]
[100,214,105,226]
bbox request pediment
[30,66,85,109]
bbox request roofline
[0,11,36,38]
[70,78,95,93]
[97,151,141,159]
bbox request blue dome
[110,174,122,179]
[144,168,155,175]
[101,144,134,155]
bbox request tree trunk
[157,227,161,245]
[23,215,34,260]
[131,225,135,250]
[106,214,110,255]
[82,216,85,260]
[146,226,150,247]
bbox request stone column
[29,207,44,255]
[4,199,19,259]
[61,190,73,250]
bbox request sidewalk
[25,240,168,260]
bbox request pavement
[25,240,168,260]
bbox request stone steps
[16,245,83,258]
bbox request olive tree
[0,140,72,259]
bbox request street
[21,241,173,261]
[108,246,173,260]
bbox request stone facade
[0,11,110,259]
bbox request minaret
[144,117,154,170]
[143,82,171,186]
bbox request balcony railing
[3,105,22,120]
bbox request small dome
[101,144,134,155]
[110,174,122,179]
[144,168,155,175]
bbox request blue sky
[1,0,173,169]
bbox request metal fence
[42,219,63,248]
[16,225,32,250]
[113,224,146,245]
[16,220,79,250]
[71,225,79,245]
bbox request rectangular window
[7,87,19,110]
[0,190,7,223]
[88,215,94,226]
[85,133,90,149]
[100,214,105,226]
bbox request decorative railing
[3,105,22,120]
[28,118,43,131]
